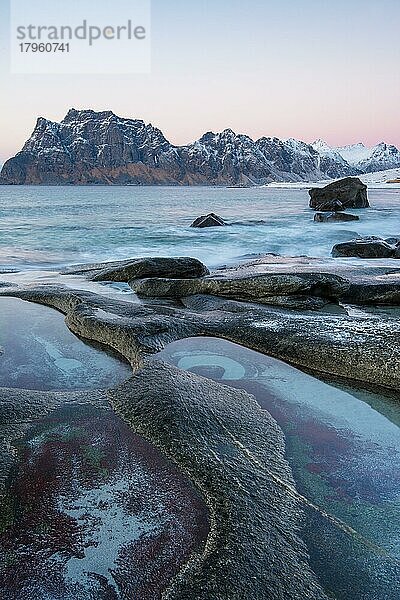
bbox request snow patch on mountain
[335,143,372,166]
[358,167,400,184]
[332,142,400,173]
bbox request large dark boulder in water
[332,236,399,258]
[191,213,226,228]
[90,256,210,282]
[309,177,369,211]
[314,212,359,223]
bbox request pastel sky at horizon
[0,0,399,163]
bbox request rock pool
[0,403,209,599]
[0,298,210,599]
[0,297,131,390]
[157,336,400,600]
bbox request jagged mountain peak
[340,142,366,149]
[198,128,251,143]
[312,139,332,151]
[335,140,400,172]
[1,108,396,185]
[62,108,117,123]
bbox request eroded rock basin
[157,337,400,600]
[0,298,209,599]
[0,297,131,390]
[0,403,209,599]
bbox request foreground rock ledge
[0,297,327,599]
[109,361,327,599]
[1,282,399,390]
[131,255,400,307]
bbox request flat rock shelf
[157,337,400,600]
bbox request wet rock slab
[110,360,328,599]
[1,277,399,393]
[332,235,400,259]
[62,256,209,282]
[130,253,400,307]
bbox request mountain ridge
[1,109,398,185]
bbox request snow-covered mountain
[0,109,358,185]
[0,109,397,185]
[333,142,400,173]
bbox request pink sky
[1,0,399,162]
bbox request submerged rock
[190,213,226,228]
[309,177,369,211]
[332,236,399,258]
[314,212,359,223]
[0,398,209,599]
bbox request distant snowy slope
[358,167,400,184]
[313,140,400,174]
[357,143,400,173]
[336,142,400,172]
[335,143,371,166]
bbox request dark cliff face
[0,109,359,185]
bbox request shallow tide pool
[0,297,131,390]
[157,336,400,600]
[0,299,209,599]
[0,403,209,599]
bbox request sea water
[0,186,399,270]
